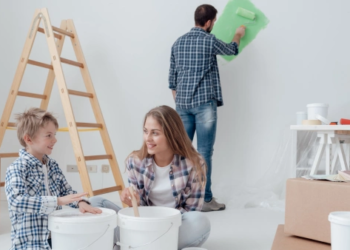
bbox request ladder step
[7,122,16,127]
[52,26,75,38]
[85,155,112,161]
[27,59,53,70]
[93,186,122,196]
[68,89,93,98]
[60,57,84,68]
[37,27,62,40]
[76,122,102,128]
[0,153,19,158]
[0,182,4,187]
[17,91,47,100]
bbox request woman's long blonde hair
[130,106,206,184]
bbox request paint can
[296,111,307,125]
[307,103,329,120]
[117,207,181,250]
[49,208,117,250]
[329,211,350,250]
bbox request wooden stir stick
[129,186,140,217]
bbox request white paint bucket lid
[329,212,350,226]
[49,207,116,224]
[307,103,329,108]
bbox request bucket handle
[117,222,173,249]
[77,224,110,250]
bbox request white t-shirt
[42,164,51,195]
[148,162,175,208]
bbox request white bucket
[182,248,207,250]
[307,103,329,120]
[49,208,117,250]
[296,111,307,125]
[117,207,182,250]
[328,211,350,250]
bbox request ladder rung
[7,122,16,127]
[93,186,122,196]
[76,122,102,128]
[0,153,19,158]
[52,26,75,38]
[68,89,93,98]
[17,91,47,100]
[60,57,84,68]
[0,182,4,187]
[85,155,112,161]
[27,59,53,70]
[37,27,62,40]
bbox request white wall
[1,0,350,204]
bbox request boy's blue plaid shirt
[169,27,239,109]
[5,149,78,250]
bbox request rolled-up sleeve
[168,47,177,90]
[212,37,239,56]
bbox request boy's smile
[25,121,57,162]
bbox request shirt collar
[190,27,209,34]
[145,154,181,169]
[19,148,50,167]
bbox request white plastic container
[296,111,307,125]
[307,103,329,120]
[49,208,117,250]
[328,211,350,250]
[117,207,182,250]
[182,248,207,250]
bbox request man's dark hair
[194,4,218,26]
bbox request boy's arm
[51,160,79,208]
[5,163,57,215]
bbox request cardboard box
[271,225,330,250]
[285,178,350,243]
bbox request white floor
[0,200,284,250]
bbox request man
[169,4,245,212]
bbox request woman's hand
[121,186,140,207]
[57,192,88,206]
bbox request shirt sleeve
[51,161,78,209]
[126,156,147,206]
[168,47,177,90]
[212,37,239,56]
[5,162,57,215]
[179,159,206,213]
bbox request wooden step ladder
[0,8,125,199]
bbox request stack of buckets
[48,206,182,250]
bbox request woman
[90,106,210,249]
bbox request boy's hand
[121,187,140,207]
[78,202,102,214]
[57,192,88,206]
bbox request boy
[5,108,101,250]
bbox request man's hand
[232,26,246,45]
[78,202,102,214]
[121,187,140,207]
[57,192,88,206]
[172,90,176,101]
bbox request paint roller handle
[232,26,246,45]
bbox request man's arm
[213,26,246,56]
[172,90,176,101]
[169,48,177,100]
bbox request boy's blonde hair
[15,108,58,147]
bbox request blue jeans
[176,100,217,202]
[89,196,210,250]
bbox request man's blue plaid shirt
[169,27,239,109]
[5,149,78,250]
